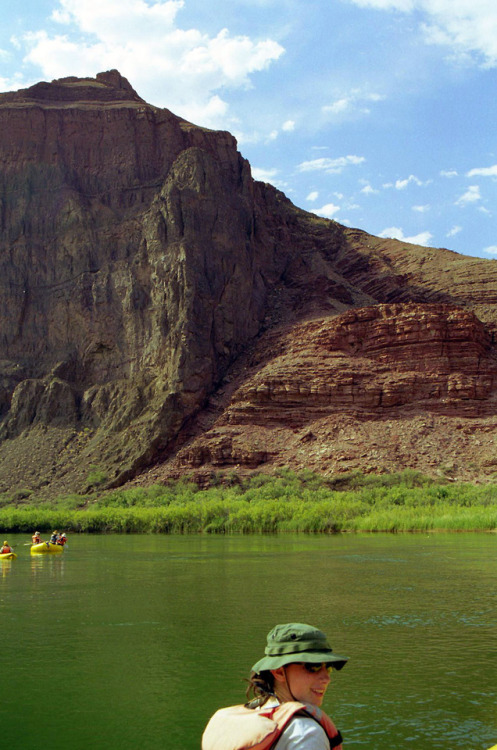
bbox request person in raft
[32,531,41,544]
[57,533,67,546]
[49,530,59,544]
[1,541,13,554]
[202,622,348,750]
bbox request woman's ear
[270,667,286,684]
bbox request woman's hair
[245,670,276,707]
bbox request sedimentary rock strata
[2,71,497,493]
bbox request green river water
[0,532,495,749]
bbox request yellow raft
[30,542,64,555]
[0,552,17,560]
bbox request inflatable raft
[30,542,64,555]
[0,552,16,560]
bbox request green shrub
[86,466,108,488]
[0,470,496,534]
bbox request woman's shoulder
[274,715,329,750]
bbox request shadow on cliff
[2,71,497,496]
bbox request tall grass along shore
[1,470,496,534]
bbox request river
[1,532,495,749]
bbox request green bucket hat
[251,623,348,674]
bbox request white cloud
[322,89,385,119]
[455,185,481,206]
[313,203,341,219]
[0,73,26,91]
[467,164,497,177]
[394,174,430,190]
[297,155,365,174]
[306,191,319,202]
[17,0,284,128]
[348,0,415,8]
[323,98,349,115]
[282,120,295,132]
[345,0,497,68]
[440,169,458,178]
[483,245,497,255]
[251,167,279,182]
[360,183,379,195]
[177,94,229,128]
[447,225,462,237]
[412,204,430,212]
[379,226,434,246]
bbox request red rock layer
[2,72,497,493]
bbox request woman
[202,622,348,750]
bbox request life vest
[201,700,343,750]
[32,534,41,544]
[1,545,12,554]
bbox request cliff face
[1,71,497,495]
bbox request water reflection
[30,554,65,579]
[0,560,14,578]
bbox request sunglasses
[302,662,334,674]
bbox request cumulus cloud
[306,191,319,202]
[0,74,25,91]
[440,169,458,178]
[467,164,497,177]
[17,0,284,128]
[484,245,497,255]
[394,174,430,190]
[251,166,279,182]
[412,204,430,213]
[456,185,481,206]
[297,155,365,174]
[313,203,341,219]
[345,0,497,67]
[282,120,295,132]
[447,225,462,237]
[360,183,379,195]
[379,226,434,246]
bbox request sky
[1,0,497,259]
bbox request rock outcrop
[1,71,497,494]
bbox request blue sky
[1,0,497,258]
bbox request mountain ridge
[1,70,497,496]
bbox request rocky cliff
[1,70,497,495]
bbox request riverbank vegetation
[0,469,496,534]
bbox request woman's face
[271,662,332,706]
